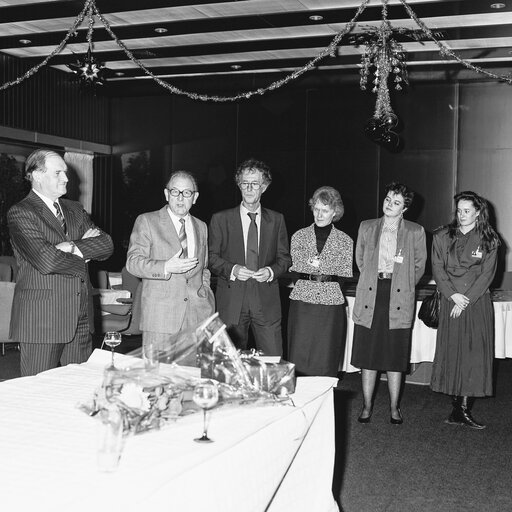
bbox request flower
[79,368,189,434]
[118,383,150,412]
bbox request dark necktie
[179,218,188,258]
[246,212,258,270]
[53,201,67,234]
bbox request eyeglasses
[240,182,262,190]
[167,188,196,198]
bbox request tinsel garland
[0,0,93,92]
[0,0,511,101]
[92,0,370,102]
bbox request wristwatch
[70,242,76,255]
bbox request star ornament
[68,49,106,87]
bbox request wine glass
[104,331,122,368]
[192,379,219,443]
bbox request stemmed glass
[193,379,219,443]
[103,331,122,368]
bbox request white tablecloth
[0,350,339,512]
[342,296,512,372]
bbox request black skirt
[350,279,412,372]
[287,300,346,377]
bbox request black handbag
[418,289,440,329]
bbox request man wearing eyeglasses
[209,159,291,356]
[127,171,214,363]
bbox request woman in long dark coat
[287,186,353,377]
[351,182,426,424]
[431,191,499,429]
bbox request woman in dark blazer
[351,182,426,424]
[431,191,499,429]
[287,186,353,377]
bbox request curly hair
[234,158,272,187]
[308,186,344,222]
[447,191,500,250]
[384,181,414,209]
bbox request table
[0,350,339,512]
[342,296,512,373]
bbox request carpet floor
[334,359,512,512]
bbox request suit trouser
[227,280,283,356]
[142,301,208,367]
[20,285,92,377]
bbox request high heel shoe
[357,408,373,424]
[390,408,403,425]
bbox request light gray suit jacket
[126,206,214,334]
[352,217,426,329]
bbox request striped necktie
[246,212,258,270]
[53,201,67,234]
[179,218,188,258]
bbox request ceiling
[0,0,511,96]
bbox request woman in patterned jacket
[287,186,353,377]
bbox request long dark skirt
[350,279,411,372]
[431,292,494,397]
[287,300,346,377]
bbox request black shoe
[357,408,373,423]
[390,408,403,425]
[445,410,463,425]
[459,406,486,430]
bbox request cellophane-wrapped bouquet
[196,313,295,403]
[79,365,195,434]
[80,313,294,434]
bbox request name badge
[472,246,483,259]
[394,249,404,264]
[308,255,320,268]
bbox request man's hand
[252,267,271,282]
[82,227,100,239]
[55,241,74,253]
[233,264,255,281]
[164,249,198,274]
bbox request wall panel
[0,54,109,145]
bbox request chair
[95,281,142,337]
[0,281,16,356]
[112,266,140,297]
[0,256,18,281]
[0,263,12,282]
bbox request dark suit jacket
[7,190,113,344]
[208,206,291,325]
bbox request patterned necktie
[178,218,188,258]
[53,201,67,234]
[246,212,259,270]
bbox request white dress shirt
[33,189,62,218]
[230,204,273,281]
[33,189,84,258]
[167,207,196,258]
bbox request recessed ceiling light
[154,27,168,34]
[19,39,31,45]
[490,3,506,8]
[231,64,242,70]
[114,71,125,76]
[309,15,324,22]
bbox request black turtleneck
[314,223,332,254]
